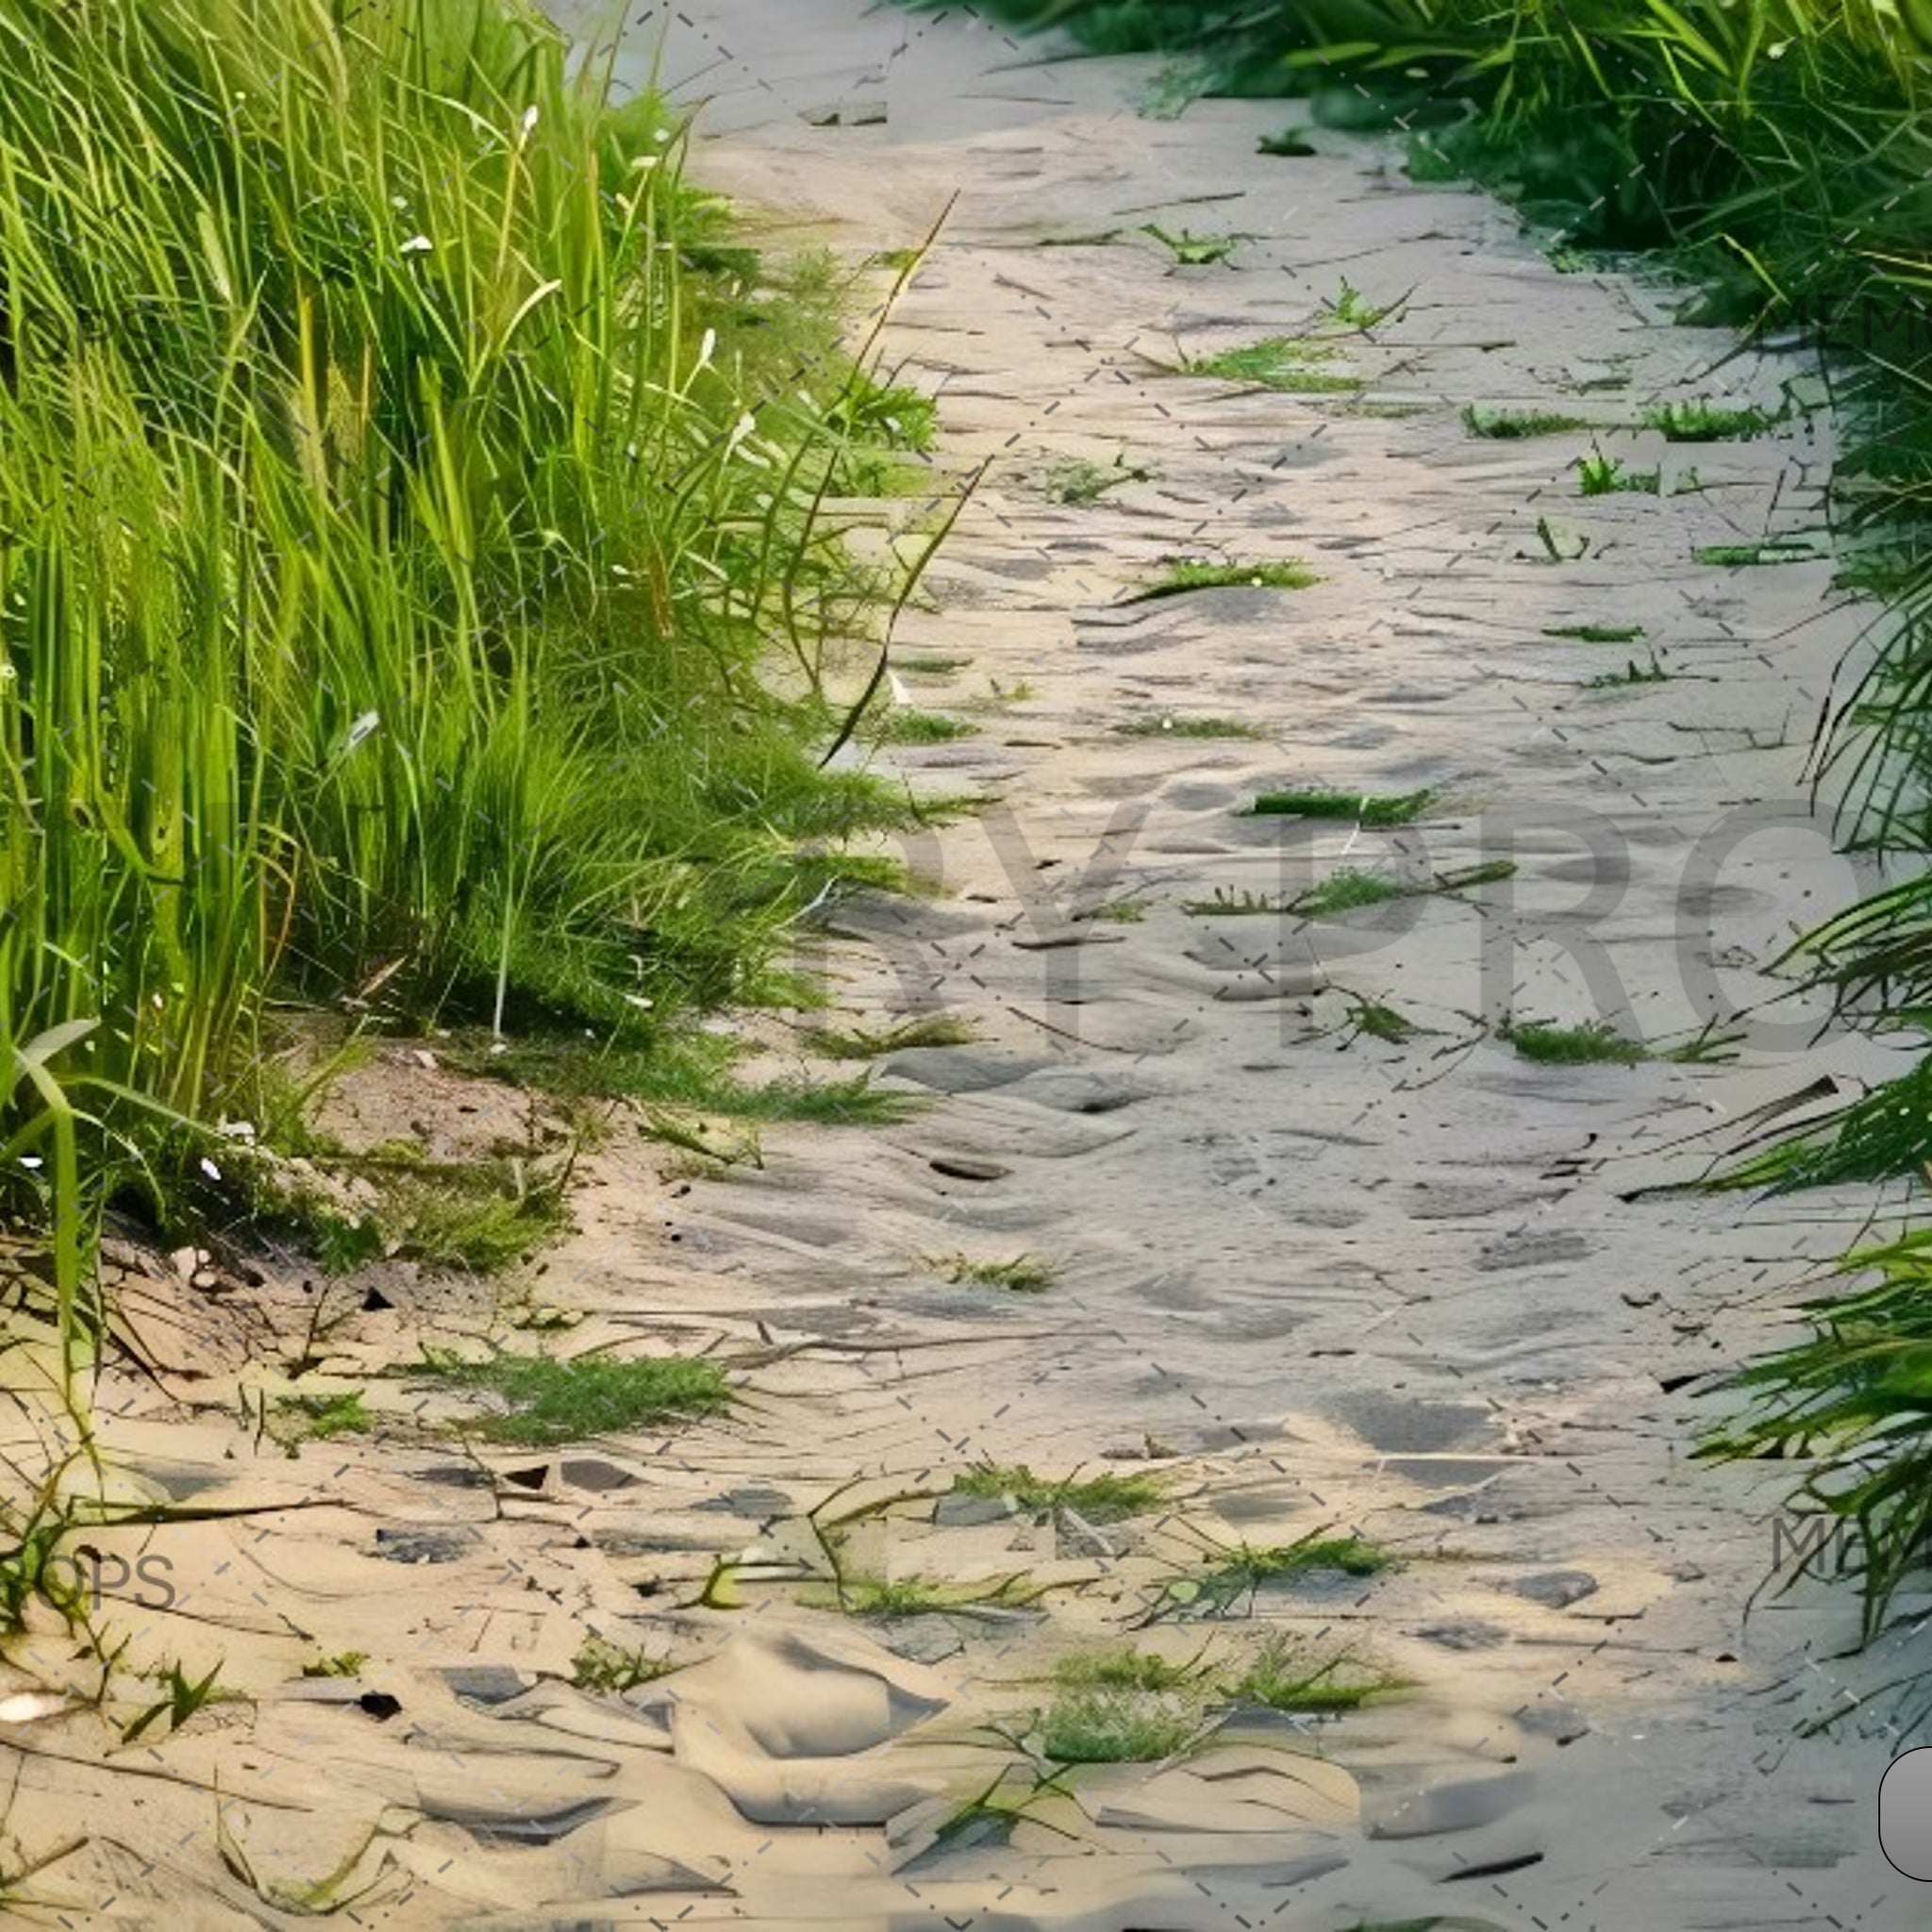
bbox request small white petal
[200,1158,223,1182]
[400,235,433,256]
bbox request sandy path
[13,6,1930,1929]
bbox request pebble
[1506,1570,1599,1609]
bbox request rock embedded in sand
[1505,1569,1599,1609]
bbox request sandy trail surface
[13,5,1932,1928]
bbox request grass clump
[303,1652,368,1679]
[1232,1635,1400,1714]
[572,1633,678,1694]
[0,0,937,1353]
[1185,887,1289,917]
[428,1350,730,1446]
[272,1391,372,1446]
[1499,1018,1648,1066]
[1577,449,1659,496]
[123,1659,234,1744]
[1035,1687,1205,1763]
[1190,338,1360,393]
[1045,454,1155,504]
[1078,899,1145,924]
[1125,559,1319,601]
[1258,126,1317,156]
[1113,715,1267,739]
[1695,541,1820,567]
[1643,400,1775,441]
[1544,623,1645,643]
[1462,405,1591,439]
[1291,870,1407,918]
[1141,223,1239,265]
[1153,1531,1393,1621]
[1587,657,1671,689]
[809,1015,975,1058]
[875,709,979,744]
[1247,789,1435,827]
[954,1461,1168,1524]
[938,1255,1055,1294]
[1055,1647,1204,1691]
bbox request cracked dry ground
[10,5,1930,1929]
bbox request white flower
[18,1156,42,1172]
[521,105,540,137]
[694,327,716,372]
[199,1157,223,1182]
[344,710,380,752]
[400,235,433,256]
[624,993,653,1009]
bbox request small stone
[875,1616,964,1666]
[374,1525,482,1565]
[1411,1618,1508,1652]
[1516,1698,1591,1744]
[1621,1289,1660,1307]
[441,1666,531,1706]
[929,1156,1010,1182]
[934,1491,1018,1528]
[1663,1558,1706,1583]
[1506,1570,1599,1610]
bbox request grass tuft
[954,1461,1168,1524]
[1499,1019,1648,1066]
[427,1350,730,1446]
[1463,405,1591,438]
[1247,790,1435,826]
[1125,559,1319,601]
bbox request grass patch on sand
[1151,1531,1394,1621]
[1035,1687,1206,1763]
[1586,655,1672,689]
[954,1462,1169,1524]
[808,1015,975,1058]
[1142,223,1239,265]
[1544,622,1646,643]
[1190,337,1361,393]
[1231,1635,1403,1714]
[1247,789,1435,826]
[937,1254,1056,1294]
[1463,405,1592,438]
[1125,559,1319,601]
[1114,715,1268,739]
[1695,541,1820,567]
[1499,1019,1648,1065]
[1045,454,1156,504]
[1643,399,1776,441]
[1291,870,1407,918]
[271,1391,371,1447]
[428,1350,730,1446]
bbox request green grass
[1184,888,1289,917]
[899,654,973,675]
[1113,715,1268,739]
[1543,623,1646,644]
[937,1254,1055,1294]
[1155,1532,1394,1620]
[1141,224,1238,264]
[1586,656,1672,690]
[0,0,932,1387]
[1055,1647,1204,1691]
[427,1349,730,1446]
[1577,450,1660,496]
[272,1391,371,1445]
[1257,127,1317,156]
[1462,405,1591,439]
[1232,1635,1400,1714]
[572,1633,679,1693]
[1044,454,1155,504]
[1246,789,1435,826]
[1695,542,1821,567]
[1643,400,1776,441]
[808,1015,975,1058]
[1291,870,1407,918]
[1190,338,1360,393]
[953,1462,1168,1524]
[1079,900,1145,924]
[1498,1019,1648,1066]
[1035,1687,1204,1763]
[1124,559,1320,601]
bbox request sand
[3,4,1926,1927]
